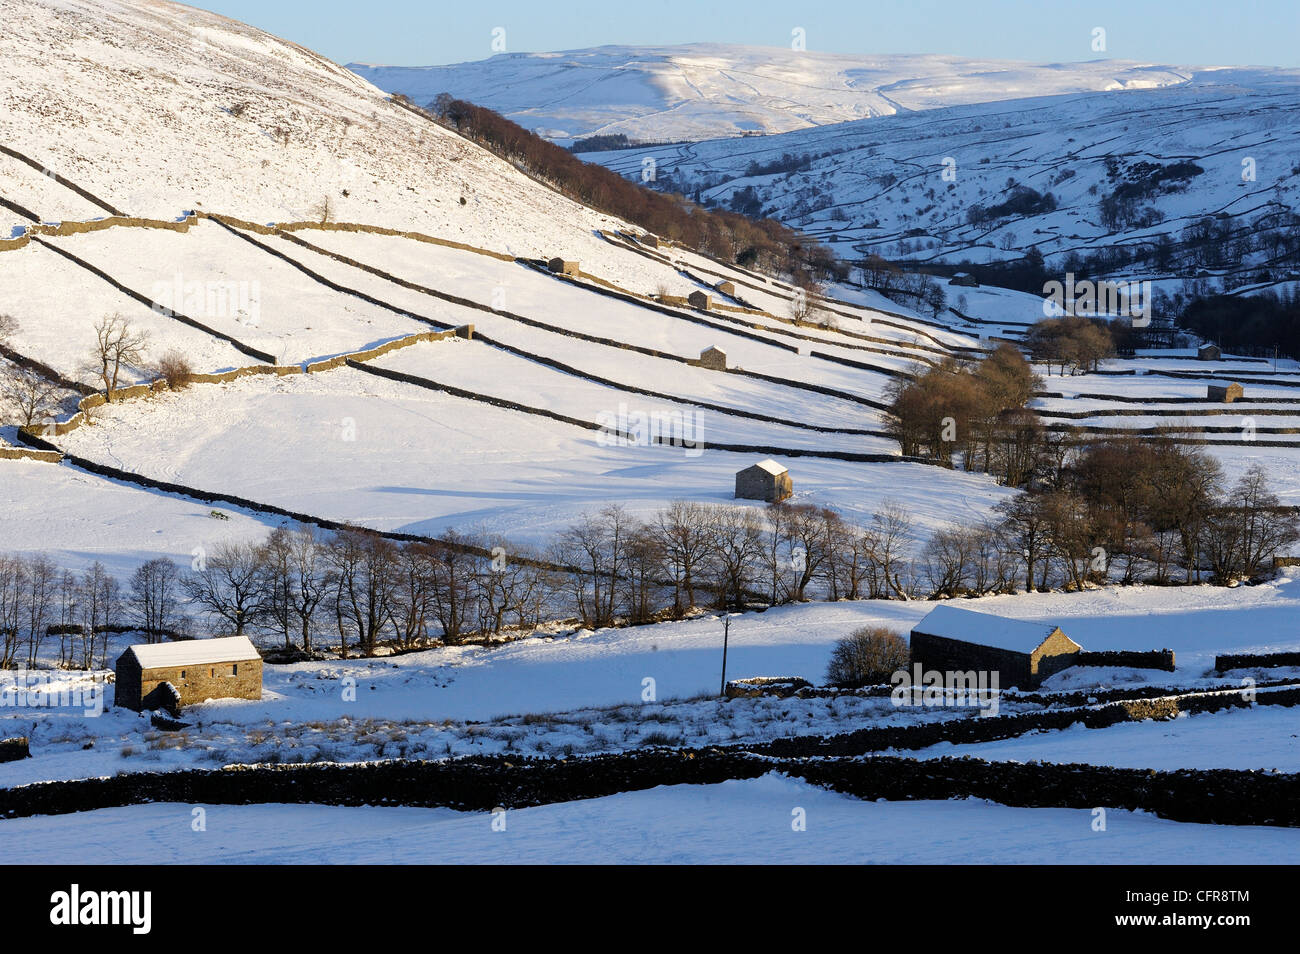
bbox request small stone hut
[641,234,661,248]
[547,258,580,276]
[949,272,979,288]
[688,290,712,311]
[697,346,727,370]
[735,458,792,503]
[909,604,1081,689]
[1197,343,1221,361]
[115,636,263,711]
[714,280,736,297]
[1207,382,1244,403]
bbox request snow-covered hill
[349,44,1202,143]
[584,72,1300,282]
[0,0,630,256]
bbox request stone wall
[1071,650,1177,671]
[1216,651,1300,671]
[0,743,1297,828]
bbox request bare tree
[0,555,23,668]
[426,531,478,647]
[128,558,180,642]
[88,314,150,402]
[78,562,121,669]
[651,500,713,615]
[702,505,765,608]
[327,528,398,657]
[0,364,61,428]
[181,540,264,637]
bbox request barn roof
[746,458,787,476]
[911,604,1066,654]
[124,635,261,669]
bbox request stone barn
[714,280,736,297]
[735,459,792,503]
[909,604,1081,689]
[688,290,712,311]
[1197,343,1221,361]
[115,636,263,712]
[697,346,727,370]
[640,234,660,248]
[949,272,979,287]
[1207,382,1244,403]
[547,258,580,276]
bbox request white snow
[5,774,1297,864]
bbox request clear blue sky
[193,0,1300,68]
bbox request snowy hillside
[0,0,1002,576]
[0,0,627,256]
[349,45,1198,143]
[585,72,1300,280]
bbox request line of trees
[884,343,1043,483]
[7,450,1296,668]
[0,556,182,670]
[424,95,843,284]
[921,445,1298,595]
[0,500,919,666]
[1025,316,1117,374]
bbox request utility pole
[719,613,732,698]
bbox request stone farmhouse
[735,459,792,503]
[909,604,1082,689]
[115,635,263,711]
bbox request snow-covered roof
[911,604,1069,654]
[702,345,726,354]
[748,458,787,476]
[125,636,261,670]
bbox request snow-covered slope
[0,0,629,256]
[348,45,1201,143]
[585,73,1300,279]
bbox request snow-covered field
[4,0,1300,863]
[5,578,1300,789]
[8,774,1299,864]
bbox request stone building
[1197,343,1221,361]
[735,459,792,503]
[949,272,979,287]
[547,258,580,276]
[640,234,660,248]
[115,635,263,711]
[714,280,736,297]
[909,604,1082,689]
[697,346,727,370]
[688,290,712,311]
[1207,382,1244,403]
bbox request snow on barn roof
[125,636,261,670]
[911,604,1067,654]
[749,458,787,476]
